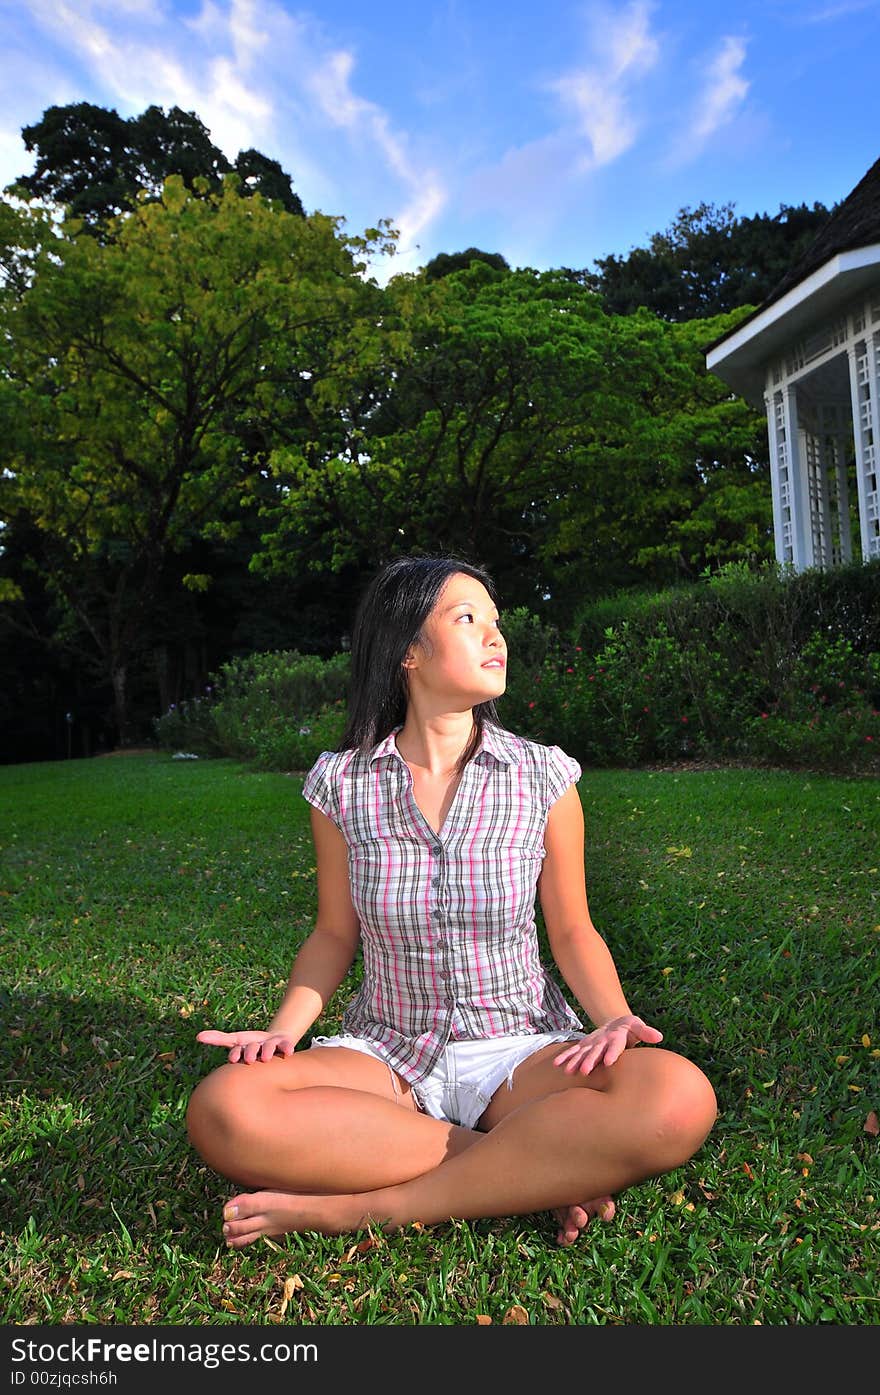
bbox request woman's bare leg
[187,1046,476,1192]
[220,1047,717,1246]
[188,1045,613,1244]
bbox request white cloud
[691,36,750,145]
[306,45,447,262]
[659,32,751,171]
[548,0,661,171]
[461,0,662,243]
[802,0,879,20]
[8,0,446,262]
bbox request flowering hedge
[508,559,880,773]
[155,559,880,774]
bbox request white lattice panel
[853,339,880,559]
[805,431,829,567]
[773,392,794,561]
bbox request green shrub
[495,606,562,742]
[155,560,880,774]
[242,698,348,772]
[742,704,880,772]
[153,695,223,755]
[500,560,880,772]
[154,649,350,766]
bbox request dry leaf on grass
[864,1110,879,1137]
[344,1235,382,1261]
[475,1314,492,1325]
[502,1304,529,1325]
[279,1274,303,1318]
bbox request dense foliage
[0,102,853,758]
[155,561,880,777]
[582,200,833,320]
[13,101,305,229]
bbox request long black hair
[337,553,503,771]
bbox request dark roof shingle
[757,155,880,311]
[706,155,880,354]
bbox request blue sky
[2,0,879,283]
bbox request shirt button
[439,970,450,981]
[431,875,441,887]
[432,908,443,919]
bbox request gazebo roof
[753,154,880,313]
[706,155,880,405]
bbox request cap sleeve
[545,743,582,810]
[301,750,341,829]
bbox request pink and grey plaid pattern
[301,722,583,1086]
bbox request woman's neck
[394,711,476,776]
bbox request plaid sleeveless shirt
[301,722,583,1085]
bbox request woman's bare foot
[221,1189,617,1249]
[222,1190,361,1247]
[552,1195,615,1247]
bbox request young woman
[187,554,717,1248]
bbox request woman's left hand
[553,1015,663,1076]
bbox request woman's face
[404,572,507,707]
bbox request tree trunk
[111,663,132,747]
[154,643,172,718]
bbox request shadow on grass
[1,988,225,1245]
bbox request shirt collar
[368,721,520,767]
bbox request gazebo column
[818,402,853,565]
[802,415,832,569]
[766,383,811,569]
[848,332,880,561]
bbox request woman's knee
[186,1064,245,1151]
[642,1050,717,1165]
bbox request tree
[584,201,833,320]
[254,262,606,608]
[0,176,389,741]
[254,264,771,618]
[422,248,510,281]
[13,102,305,229]
[543,305,772,609]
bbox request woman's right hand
[196,1029,299,1064]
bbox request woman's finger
[197,1030,234,1046]
[631,1023,664,1043]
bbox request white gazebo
[706,157,880,571]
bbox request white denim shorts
[309,1030,585,1130]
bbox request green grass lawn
[1,751,878,1325]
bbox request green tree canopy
[583,200,833,319]
[255,264,771,619]
[13,102,305,228]
[422,247,511,281]
[0,176,389,739]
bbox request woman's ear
[402,638,421,671]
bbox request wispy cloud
[802,0,880,20]
[22,0,274,160]
[666,34,750,166]
[462,0,662,248]
[9,0,445,275]
[548,0,661,170]
[306,46,447,269]
[692,37,750,143]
